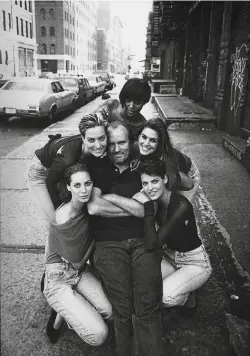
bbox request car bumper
[0,108,48,118]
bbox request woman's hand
[132,191,150,204]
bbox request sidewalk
[1,95,250,355]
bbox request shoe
[178,291,197,317]
[40,272,45,293]
[46,309,60,344]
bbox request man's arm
[102,193,145,218]
[87,187,131,217]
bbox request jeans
[27,154,55,224]
[43,261,112,346]
[94,238,163,356]
[161,244,212,307]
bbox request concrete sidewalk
[1,95,250,355]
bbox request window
[20,1,22,7]
[50,44,55,54]
[25,21,28,37]
[73,33,74,41]
[51,82,58,93]
[29,1,32,12]
[55,82,64,92]
[64,28,67,37]
[3,11,6,31]
[65,11,67,21]
[20,18,24,36]
[72,17,74,25]
[0,50,2,64]
[50,26,55,36]
[24,1,27,10]
[70,31,72,40]
[40,26,46,36]
[15,1,18,4]
[16,17,19,34]
[5,50,8,65]
[70,15,71,24]
[8,13,11,31]
[41,43,47,54]
[40,8,45,19]
[29,22,32,38]
[49,8,55,19]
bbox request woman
[28,113,108,291]
[28,112,108,219]
[133,117,200,203]
[134,160,212,311]
[94,78,151,142]
[44,163,112,344]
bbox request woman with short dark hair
[94,78,151,142]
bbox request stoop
[222,134,250,174]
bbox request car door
[51,82,64,112]
[78,78,85,103]
[85,79,93,99]
[55,81,72,110]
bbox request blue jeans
[43,261,112,346]
[161,244,212,307]
[94,238,163,356]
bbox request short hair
[119,78,151,107]
[137,159,166,179]
[78,112,107,137]
[107,119,130,134]
[64,163,91,186]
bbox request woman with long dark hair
[43,163,112,344]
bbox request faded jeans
[43,261,112,346]
[27,154,55,224]
[161,244,212,307]
[94,238,163,356]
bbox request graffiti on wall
[230,43,249,115]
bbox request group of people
[28,78,212,356]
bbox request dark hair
[138,118,179,188]
[119,78,151,107]
[78,112,107,137]
[64,163,90,185]
[137,159,166,179]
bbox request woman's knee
[85,323,109,346]
[162,292,187,307]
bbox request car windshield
[59,78,78,88]
[3,81,45,91]
[86,76,97,82]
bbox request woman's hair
[137,159,166,179]
[78,112,107,137]
[139,118,179,188]
[59,163,91,202]
[119,78,151,107]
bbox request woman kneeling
[43,163,112,345]
[134,160,212,311]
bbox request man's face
[108,125,130,165]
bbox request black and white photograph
[0,0,250,355]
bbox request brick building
[0,0,37,79]
[147,1,250,142]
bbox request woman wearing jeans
[43,163,112,344]
[134,159,212,311]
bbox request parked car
[54,75,95,106]
[84,74,106,96]
[125,71,143,80]
[93,71,114,90]
[39,71,55,79]
[0,77,77,122]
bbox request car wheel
[47,107,57,123]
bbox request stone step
[222,134,250,174]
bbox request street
[1,77,250,356]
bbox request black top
[144,193,201,252]
[35,134,83,208]
[91,157,144,242]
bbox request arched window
[49,8,55,19]
[50,44,55,54]
[40,8,45,19]
[41,43,47,54]
[40,26,46,36]
[50,26,55,36]
[5,51,8,65]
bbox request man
[87,121,163,356]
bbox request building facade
[148,1,250,141]
[0,0,37,79]
[35,0,97,74]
